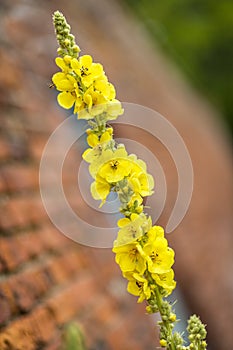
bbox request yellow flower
[82,143,108,166]
[125,272,151,303]
[114,213,152,247]
[53,54,123,121]
[90,174,111,206]
[98,158,131,183]
[147,225,165,240]
[52,72,79,109]
[113,241,146,274]
[152,269,176,296]
[127,192,144,214]
[71,55,104,88]
[106,99,124,120]
[86,144,128,179]
[94,79,116,100]
[76,82,118,119]
[55,55,72,73]
[86,128,113,148]
[127,155,154,197]
[144,237,175,274]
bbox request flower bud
[159,339,167,347]
[169,313,176,322]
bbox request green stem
[154,287,176,350]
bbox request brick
[0,227,74,273]
[47,275,96,325]
[0,195,48,231]
[43,338,62,350]
[0,249,85,323]
[28,135,47,160]
[0,306,56,350]
[0,271,49,319]
[107,311,157,350]
[31,307,57,344]
[0,173,7,193]
[0,138,10,161]
[44,250,83,285]
[39,226,71,253]
[0,49,22,90]
[0,232,43,272]
[90,296,117,326]
[1,164,39,193]
[0,237,26,271]
[0,291,11,326]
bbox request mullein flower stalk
[51,11,207,350]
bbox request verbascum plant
[52,11,207,350]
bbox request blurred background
[121,0,233,138]
[0,0,232,350]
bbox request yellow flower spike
[52,13,208,350]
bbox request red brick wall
[0,1,232,349]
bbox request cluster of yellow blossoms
[82,127,176,302]
[52,54,123,120]
[52,11,207,350]
[52,9,176,305]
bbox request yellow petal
[52,72,66,85]
[100,131,111,143]
[63,55,72,64]
[77,109,92,120]
[82,148,92,162]
[106,100,124,119]
[117,218,131,228]
[57,79,74,91]
[108,83,116,99]
[130,213,139,221]
[83,93,93,108]
[80,55,93,68]
[87,134,98,147]
[55,57,67,71]
[91,63,104,78]
[71,58,80,70]
[57,92,75,109]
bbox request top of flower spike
[53,11,80,58]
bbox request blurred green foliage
[62,323,86,350]
[122,0,233,136]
